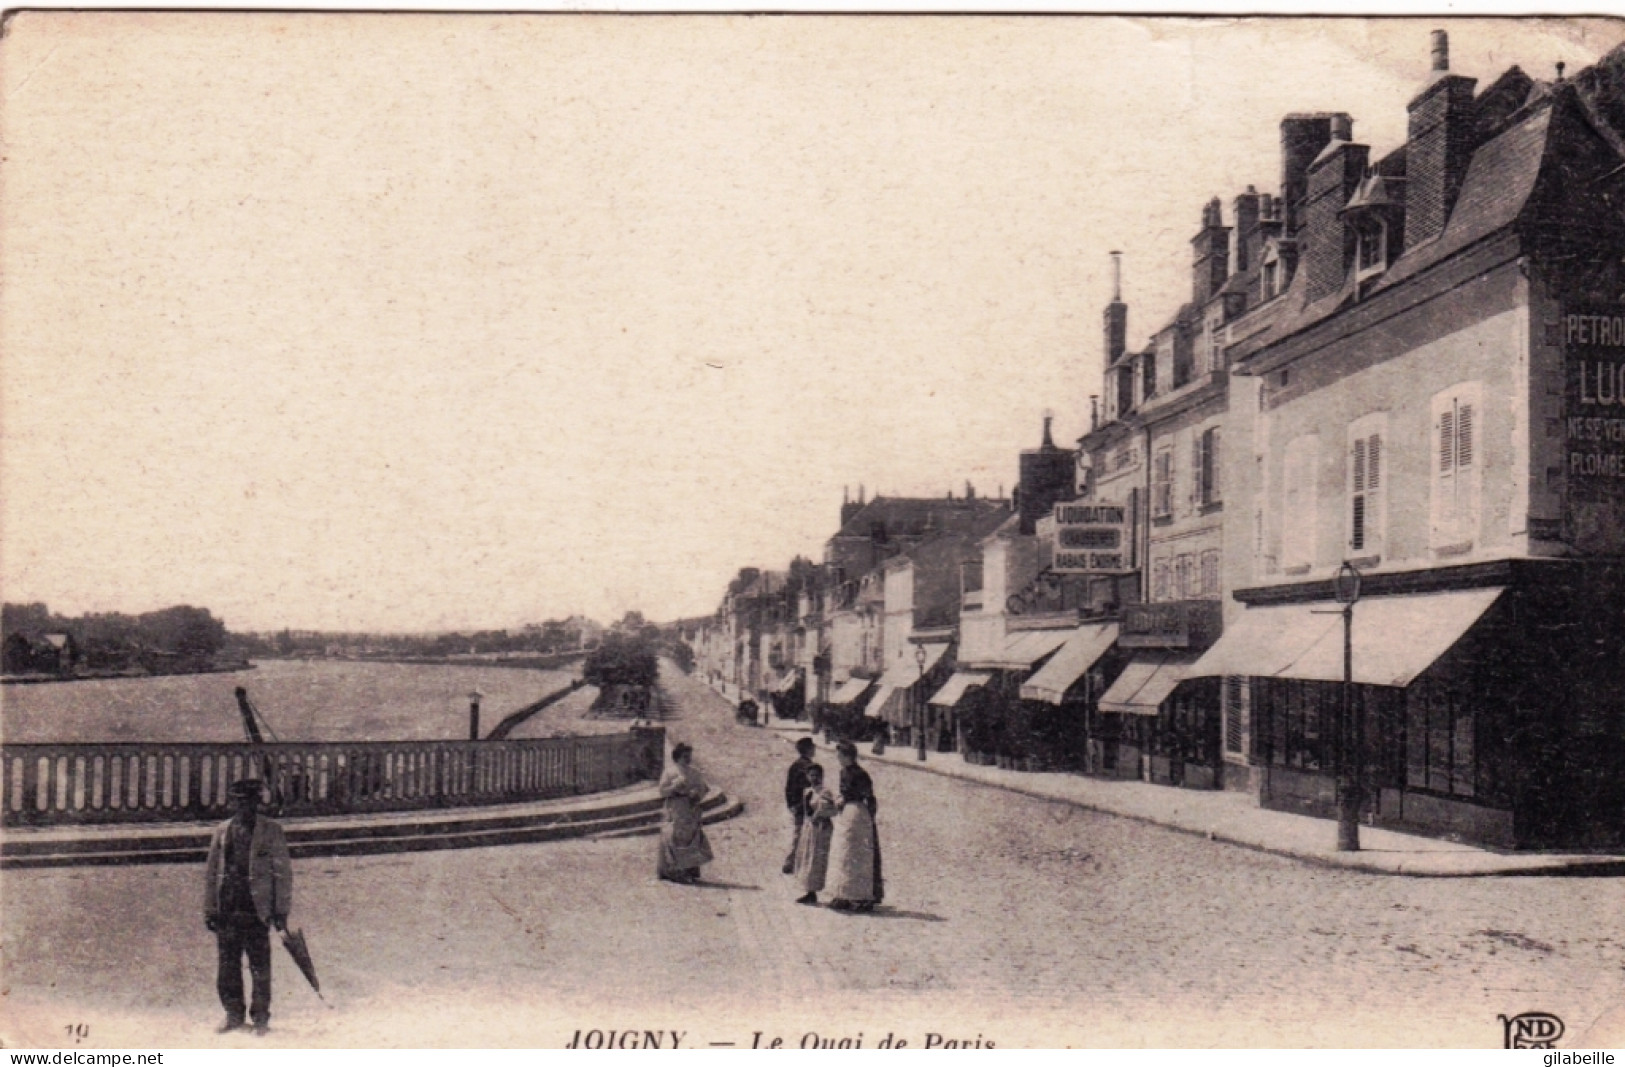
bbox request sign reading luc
[1566,308,1625,499]
[1051,502,1130,574]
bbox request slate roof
[1232,62,1625,365]
[831,496,1009,542]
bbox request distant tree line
[232,616,606,660]
[2,602,232,677]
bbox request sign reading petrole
[1567,309,1625,500]
[1050,503,1130,573]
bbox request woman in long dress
[792,764,838,905]
[825,740,883,912]
[657,743,713,884]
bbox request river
[0,659,595,744]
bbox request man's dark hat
[795,737,817,754]
[229,778,265,799]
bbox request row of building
[683,33,1625,850]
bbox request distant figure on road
[825,741,883,913]
[657,743,714,885]
[204,779,293,1036]
[782,738,822,875]
[792,764,837,905]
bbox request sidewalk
[751,715,1625,877]
[1,782,746,867]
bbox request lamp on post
[1333,561,1363,852]
[468,690,483,742]
[914,643,929,762]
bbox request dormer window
[1357,218,1385,271]
[1262,260,1279,299]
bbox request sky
[3,14,1621,633]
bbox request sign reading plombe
[1566,307,1625,502]
[1051,502,1130,574]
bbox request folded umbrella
[280,927,325,1003]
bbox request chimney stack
[1406,29,1477,249]
[1192,198,1231,305]
[1302,115,1368,303]
[1103,251,1127,367]
[1279,114,1348,237]
[1232,185,1262,274]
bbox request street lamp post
[468,690,483,742]
[1333,562,1362,852]
[915,644,929,762]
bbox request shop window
[1347,413,1387,557]
[1254,678,1336,772]
[1406,683,1475,797]
[1281,435,1320,570]
[1152,448,1174,520]
[1431,383,1482,551]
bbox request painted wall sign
[1565,307,1625,501]
[1051,502,1131,573]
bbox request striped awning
[878,642,950,688]
[966,627,1072,670]
[1187,587,1504,687]
[828,676,873,706]
[1097,652,1198,716]
[929,671,992,707]
[1019,622,1119,704]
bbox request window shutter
[1439,409,1455,474]
[1209,428,1221,503]
[1368,434,1381,490]
[1192,436,1203,510]
[1351,494,1366,551]
[1352,438,1366,493]
[1456,403,1474,469]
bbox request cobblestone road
[5,665,1624,1048]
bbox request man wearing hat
[203,779,293,1035]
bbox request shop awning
[929,671,992,707]
[863,684,896,720]
[1097,651,1198,716]
[877,642,950,689]
[1019,622,1120,704]
[828,676,873,706]
[968,628,1073,670]
[1188,587,1504,687]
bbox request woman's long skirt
[825,804,882,903]
[793,818,834,894]
[657,797,713,877]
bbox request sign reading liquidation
[1050,502,1131,574]
[1567,308,1625,500]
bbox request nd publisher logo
[1500,1012,1565,1048]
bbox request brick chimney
[1018,416,1077,535]
[1192,198,1231,305]
[1103,250,1127,365]
[1280,113,1348,237]
[1302,115,1369,303]
[1232,186,1262,274]
[1406,30,1478,249]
